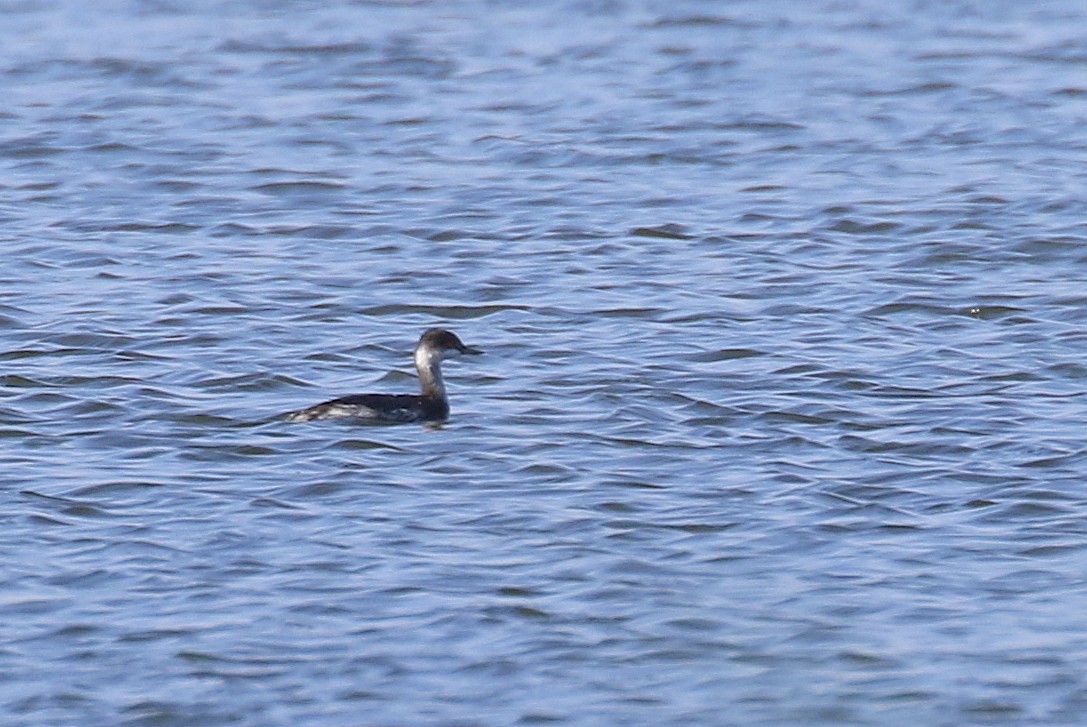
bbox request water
[2,1,1087,725]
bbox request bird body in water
[284,328,482,423]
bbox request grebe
[284,328,482,423]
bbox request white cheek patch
[415,348,440,370]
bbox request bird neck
[414,347,446,400]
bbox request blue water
[3,1,1087,725]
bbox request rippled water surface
[3,1,1087,725]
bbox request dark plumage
[284,328,482,423]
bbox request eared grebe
[284,328,482,423]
